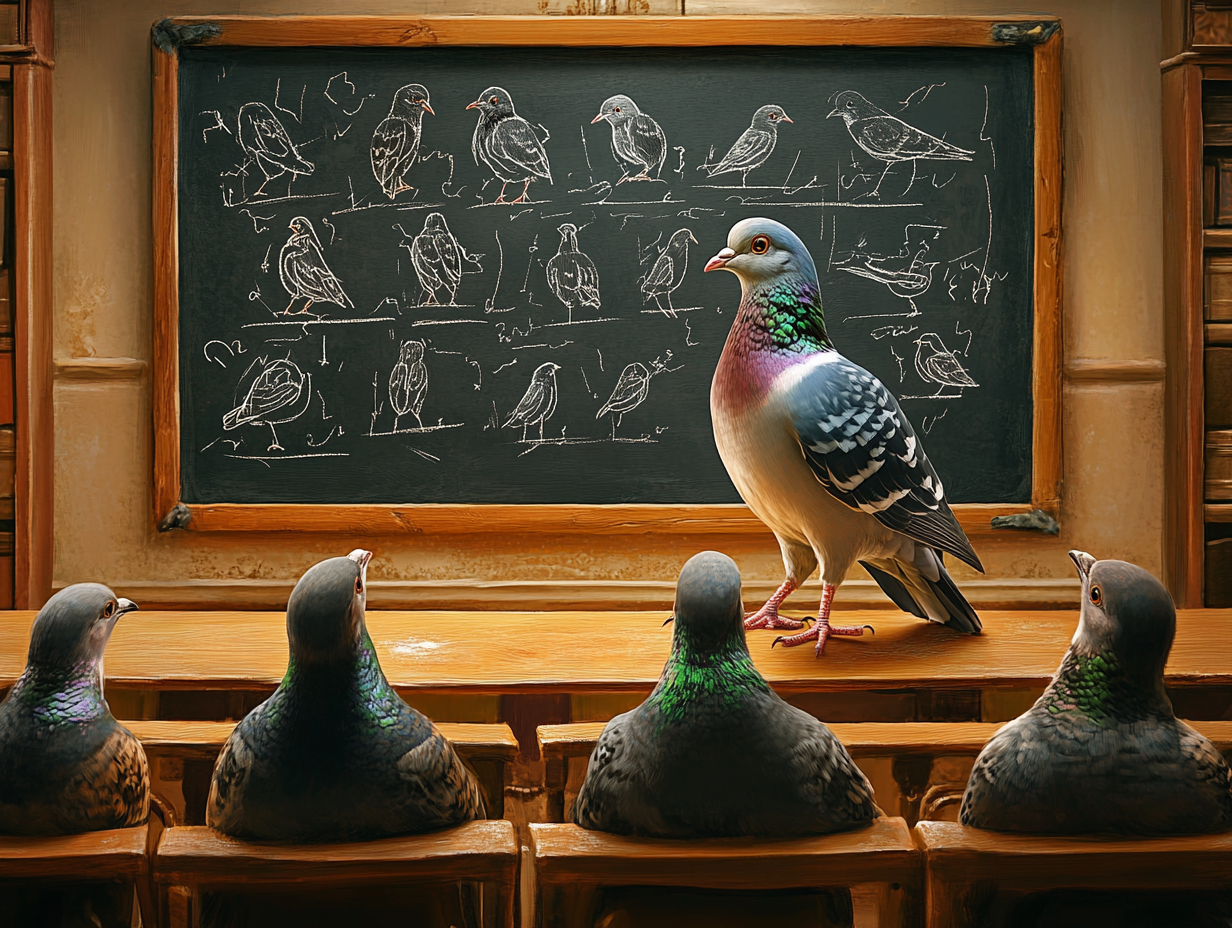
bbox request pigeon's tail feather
[861,547,981,634]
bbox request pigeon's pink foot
[743,605,805,631]
[773,619,872,657]
[510,194,530,204]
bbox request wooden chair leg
[164,885,192,928]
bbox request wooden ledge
[154,820,518,886]
[529,818,918,889]
[915,821,1232,888]
[0,825,148,880]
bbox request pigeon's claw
[743,606,805,631]
[772,619,870,656]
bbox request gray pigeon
[961,551,1232,835]
[207,550,485,841]
[466,86,552,204]
[545,223,600,323]
[641,228,697,316]
[0,584,148,836]
[828,91,973,164]
[591,94,667,183]
[704,104,792,186]
[371,83,433,200]
[573,551,878,838]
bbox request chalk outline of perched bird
[222,356,313,452]
[236,101,315,198]
[705,217,984,656]
[703,104,793,187]
[837,224,942,315]
[960,551,1232,835]
[206,550,486,842]
[545,223,601,323]
[279,216,353,314]
[370,83,434,200]
[573,551,879,838]
[828,90,973,198]
[402,212,480,307]
[466,86,553,205]
[641,228,698,317]
[0,584,147,837]
[503,361,561,443]
[388,339,428,432]
[595,356,674,439]
[590,94,668,184]
[913,332,978,396]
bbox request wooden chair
[527,817,919,928]
[154,819,519,928]
[915,820,1232,928]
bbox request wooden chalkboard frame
[151,15,1062,536]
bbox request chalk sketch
[837,223,943,319]
[236,102,315,198]
[388,339,428,431]
[701,105,792,187]
[591,94,667,183]
[401,212,482,306]
[467,87,552,204]
[641,229,697,317]
[279,217,353,314]
[909,332,979,398]
[503,361,560,441]
[222,356,313,451]
[595,352,678,438]
[545,223,600,322]
[371,83,434,199]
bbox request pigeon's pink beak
[780,115,794,123]
[421,101,435,115]
[347,549,373,571]
[704,248,736,273]
[465,101,480,111]
[590,113,605,124]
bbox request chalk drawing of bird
[405,212,477,306]
[596,362,655,438]
[546,223,600,323]
[388,340,428,432]
[223,357,312,452]
[642,228,697,317]
[591,94,668,183]
[237,102,315,197]
[279,217,352,314]
[371,83,434,200]
[837,224,941,314]
[704,104,793,186]
[504,362,561,442]
[466,87,552,204]
[913,333,978,395]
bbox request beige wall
[48,0,1164,609]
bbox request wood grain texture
[0,825,148,880]
[1063,359,1167,383]
[1,608,1230,695]
[54,357,148,380]
[1210,322,1232,346]
[154,820,518,885]
[529,817,918,888]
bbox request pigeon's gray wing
[395,724,486,829]
[642,253,674,298]
[854,116,973,162]
[786,355,982,571]
[710,128,773,175]
[490,117,553,182]
[629,114,667,174]
[206,704,265,836]
[63,725,150,832]
[572,712,664,835]
[781,708,879,831]
[371,116,416,195]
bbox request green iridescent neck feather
[14,660,109,725]
[281,631,400,721]
[745,275,832,353]
[1041,647,1168,724]
[649,624,769,724]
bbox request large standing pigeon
[388,339,428,431]
[545,223,600,323]
[961,551,1232,835]
[913,333,978,394]
[223,356,312,452]
[828,91,973,164]
[704,104,792,186]
[237,102,314,197]
[0,584,147,836]
[573,551,878,838]
[642,228,697,317]
[466,87,552,204]
[371,83,434,200]
[705,218,983,655]
[503,362,561,442]
[279,216,352,313]
[591,94,667,183]
[207,550,485,841]
[405,212,475,306]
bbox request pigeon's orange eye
[769,112,777,120]
[103,601,115,619]
[489,96,498,105]
[1090,585,1102,606]
[614,106,621,113]
[355,576,364,595]
[750,235,770,254]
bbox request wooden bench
[0,825,155,927]
[528,817,919,928]
[915,820,1232,928]
[155,819,519,928]
[539,720,1232,825]
[127,719,520,824]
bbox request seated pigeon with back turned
[705,217,983,656]
[573,551,878,838]
[207,550,485,841]
[961,551,1232,835]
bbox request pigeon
[0,584,147,836]
[828,91,974,164]
[466,86,552,204]
[545,223,600,323]
[596,361,657,438]
[961,551,1232,835]
[704,104,792,186]
[207,550,485,841]
[389,339,428,432]
[279,216,352,314]
[705,218,984,655]
[591,94,668,183]
[913,333,978,394]
[371,83,434,200]
[222,356,313,451]
[503,362,561,442]
[405,212,476,306]
[642,228,697,316]
[573,551,878,838]
[237,102,314,197]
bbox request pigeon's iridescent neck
[1041,646,1170,724]
[13,661,108,725]
[282,631,401,722]
[650,628,768,725]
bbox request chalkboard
[155,17,1061,526]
